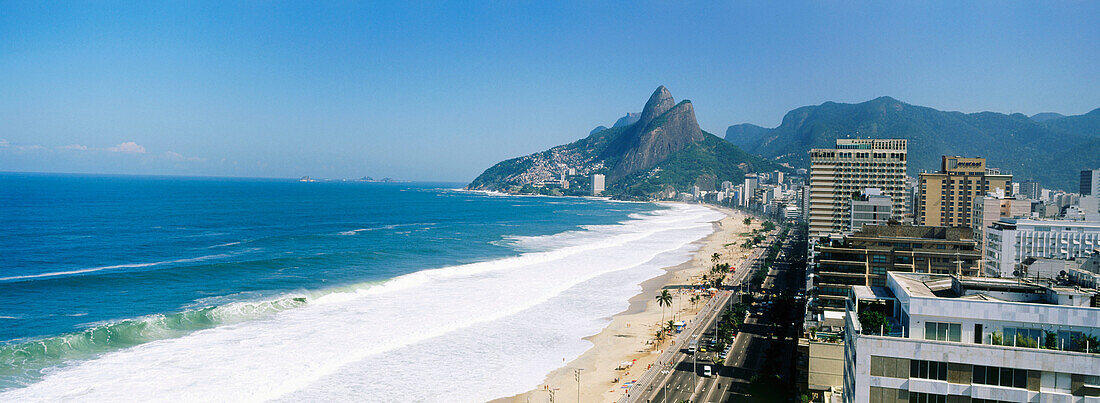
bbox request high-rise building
[849,188,893,232]
[1082,169,1100,196]
[972,191,1031,252]
[591,174,605,196]
[983,218,1100,277]
[1020,180,1042,200]
[743,174,759,207]
[811,225,979,310]
[808,139,908,238]
[843,272,1100,403]
[917,156,1012,228]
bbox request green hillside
[725,97,1100,191]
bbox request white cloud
[0,139,44,151]
[164,151,206,162]
[107,141,146,153]
[60,144,89,151]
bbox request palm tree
[743,217,752,226]
[666,319,676,334]
[656,289,673,323]
[711,253,721,263]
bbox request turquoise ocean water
[0,173,721,401]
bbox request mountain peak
[467,86,775,198]
[605,92,704,182]
[638,86,676,126]
[868,96,902,104]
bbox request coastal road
[620,229,776,403]
[643,225,804,403]
[712,229,802,401]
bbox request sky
[1,1,1097,182]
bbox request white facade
[844,273,1100,403]
[849,188,893,233]
[743,174,759,207]
[984,218,1100,278]
[1082,170,1100,197]
[591,174,605,196]
[973,193,1032,252]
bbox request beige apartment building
[808,139,908,238]
[972,191,1031,251]
[917,156,1012,228]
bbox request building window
[973,365,1031,389]
[869,386,908,403]
[1002,327,1042,348]
[925,322,961,342]
[909,359,947,381]
[908,392,947,403]
[872,255,888,263]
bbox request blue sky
[1,1,1097,181]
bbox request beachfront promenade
[617,233,773,403]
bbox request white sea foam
[0,254,234,282]
[337,223,436,236]
[1,203,723,402]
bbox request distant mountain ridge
[1030,112,1066,122]
[468,86,778,199]
[724,97,1100,190]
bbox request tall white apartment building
[743,174,759,207]
[843,272,1100,403]
[984,218,1100,277]
[809,139,908,238]
[591,174,605,196]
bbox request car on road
[702,365,712,377]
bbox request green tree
[655,289,673,323]
[858,310,890,335]
[743,217,752,225]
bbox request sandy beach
[500,204,758,403]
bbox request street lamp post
[574,368,583,403]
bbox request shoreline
[498,204,757,403]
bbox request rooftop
[850,224,975,241]
[888,272,1097,307]
[992,218,1100,230]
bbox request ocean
[0,173,722,401]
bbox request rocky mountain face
[601,87,705,181]
[467,86,775,198]
[612,112,641,128]
[724,97,1100,191]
